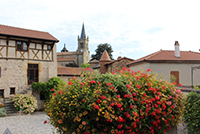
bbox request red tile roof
[105,57,134,65]
[57,57,76,61]
[100,50,111,62]
[0,24,59,42]
[89,59,99,63]
[57,52,77,55]
[127,50,200,66]
[57,67,94,76]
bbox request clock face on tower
[81,49,83,52]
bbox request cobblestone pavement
[0,112,187,134]
[0,112,56,134]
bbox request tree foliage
[31,77,66,100]
[80,63,90,68]
[91,43,114,61]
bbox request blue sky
[1,0,200,60]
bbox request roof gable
[100,50,111,62]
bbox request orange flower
[58,119,63,124]
[82,121,86,125]
[60,112,63,116]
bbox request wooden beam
[6,37,9,57]
[42,42,44,60]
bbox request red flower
[82,99,86,102]
[111,86,115,89]
[117,95,121,98]
[151,112,156,116]
[143,93,147,97]
[162,104,166,110]
[94,105,99,110]
[100,95,107,100]
[162,111,166,115]
[136,76,140,80]
[134,98,138,101]
[117,103,122,108]
[157,101,161,105]
[132,122,137,128]
[122,67,127,70]
[126,114,130,119]
[124,94,129,98]
[68,82,73,85]
[147,68,151,72]
[118,116,123,122]
[58,90,63,95]
[44,120,47,124]
[90,80,96,84]
[110,102,114,107]
[129,104,133,109]
[136,85,141,88]
[132,93,137,96]
[163,129,167,132]
[53,93,56,96]
[72,76,76,79]
[118,124,123,129]
[155,96,160,100]
[127,85,131,88]
[178,83,182,86]
[51,89,55,91]
[84,132,90,134]
[107,83,112,86]
[111,72,115,74]
[97,99,101,104]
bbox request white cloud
[1,0,200,60]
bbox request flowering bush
[45,68,184,134]
[11,94,37,114]
[183,92,200,133]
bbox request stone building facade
[0,24,58,100]
[57,23,90,67]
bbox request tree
[91,43,114,61]
[80,63,90,68]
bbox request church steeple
[80,23,86,39]
[61,43,68,52]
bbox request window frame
[27,64,39,85]
[16,41,28,51]
[10,87,15,95]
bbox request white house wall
[130,62,200,86]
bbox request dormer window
[16,41,28,51]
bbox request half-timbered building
[0,24,59,99]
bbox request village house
[0,24,59,104]
[127,41,200,87]
[90,50,134,74]
[57,66,94,82]
[57,23,90,67]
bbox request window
[10,87,15,95]
[0,89,4,98]
[47,45,52,50]
[16,41,28,51]
[80,43,84,48]
[28,64,38,85]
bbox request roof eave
[0,33,59,43]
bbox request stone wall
[0,59,57,98]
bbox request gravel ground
[0,112,56,134]
[0,112,187,134]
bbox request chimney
[117,56,122,60]
[174,41,180,58]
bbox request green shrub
[31,77,66,100]
[183,92,200,134]
[45,68,184,134]
[0,107,6,117]
[11,94,37,114]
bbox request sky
[1,0,200,60]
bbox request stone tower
[100,50,111,74]
[77,23,90,66]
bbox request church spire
[80,23,86,39]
